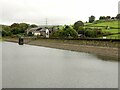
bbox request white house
[27,27,50,38]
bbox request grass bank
[0,39,1,41]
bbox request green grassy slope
[85,20,119,39]
[89,20,118,28]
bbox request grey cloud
[0,0,119,25]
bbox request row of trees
[2,23,38,36]
[99,14,120,20]
[52,20,103,38]
[88,14,120,23]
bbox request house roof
[27,27,39,32]
[27,26,54,33]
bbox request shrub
[52,26,78,38]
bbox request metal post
[19,37,24,45]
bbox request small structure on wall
[19,37,24,45]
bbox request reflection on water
[96,55,118,61]
[2,42,118,88]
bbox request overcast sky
[0,0,119,25]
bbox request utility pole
[46,18,48,27]
[45,18,49,38]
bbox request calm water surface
[2,42,118,88]
[0,42,2,89]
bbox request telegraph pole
[45,18,49,38]
[46,18,48,27]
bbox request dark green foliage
[74,21,84,31]
[111,17,116,20]
[89,15,95,23]
[99,16,112,20]
[116,14,120,20]
[2,30,11,36]
[84,28,102,38]
[106,16,111,19]
[10,23,29,35]
[2,26,12,36]
[77,26,85,34]
[19,23,30,31]
[85,30,95,37]
[99,16,106,20]
[2,30,7,36]
[2,23,30,37]
[10,23,19,28]
[30,24,38,28]
[11,27,24,34]
[52,25,78,38]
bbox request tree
[10,23,19,28]
[74,21,84,31]
[111,17,116,20]
[2,25,12,36]
[89,15,95,23]
[19,23,29,31]
[99,16,106,20]
[99,16,103,20]
[106,16,111,20]
[116,14,120,20]
[2,23,34,36]
[30,24,38,28]
[19,23,29,35]
[10,23,30,35]
[84,28,102,38]
[53,26,78,38]
[64,26,78,38]
[77,26,85,34]
[2,30,7,36]
[11,27,21,34]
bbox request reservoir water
[0,41,2,89]
[2,42,118,88]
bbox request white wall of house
[34,32,41,36]
[46,29,49,38]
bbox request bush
[2,30,12,36]
[77,26,85,34]
[52,26,78,38]
[84,28,102,38]
[85,30,95,37]
[74,21,84,31]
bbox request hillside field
[85,20,119,39]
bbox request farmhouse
[27,27,51,38]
